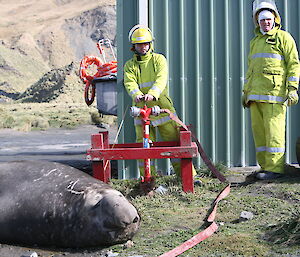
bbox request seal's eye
[91,200,101,210]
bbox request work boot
[193,175,203,186]
[256,171,283,180]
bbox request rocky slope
[0,0,116,102]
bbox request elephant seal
[0,160,140,247]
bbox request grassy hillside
[0,0,116,105]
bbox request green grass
[106,174,300,257]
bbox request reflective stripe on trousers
[256,146,285,153]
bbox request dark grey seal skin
[0,160,140,248]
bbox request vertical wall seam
[195,0,201,168]
[240,0,246,167]
[210,0,216,162]
[179,0,186,123]
[165,0,171,175]
[224,0,230,166]
[283,0,290,162]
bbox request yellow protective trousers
[135,120,196,177]
[250,102,286,173]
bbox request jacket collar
[133,51,153,63]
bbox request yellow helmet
[128,25,153,44]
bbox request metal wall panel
[117,0,300,179]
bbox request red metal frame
[87,129,198,193]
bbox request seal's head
[79,186,141,246]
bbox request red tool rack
[86,128,198,193]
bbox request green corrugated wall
[116,0,300,179]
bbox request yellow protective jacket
[124,51,176,126]
[244,25,300,104]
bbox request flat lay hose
[158,184,230,257]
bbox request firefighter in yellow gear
[124,24,196,178]
[243,0,300,180]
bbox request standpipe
[130,105,161,189]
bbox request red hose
[158,222,218,257]
[159,184,230,257]
[84,81,95,106]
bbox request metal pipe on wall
[240,0,246,167]
[209,0,216,162]
[116,0,126,179]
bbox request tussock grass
[0,102,116,131]
[265,211,300,246]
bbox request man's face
[134,43,150,55]
[259,18,274,32]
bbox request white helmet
[252,0,280,26]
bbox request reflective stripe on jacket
[244,25,300,104]
[124,51,176,125]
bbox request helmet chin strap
[135,49,147,56]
